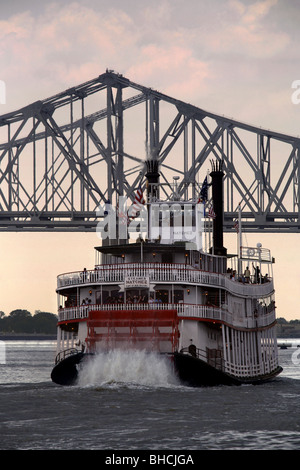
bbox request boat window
[96,290,101,305]
[162,252,173,264]
[102,289,121,304]
[126,289,148,304]
[65,293,77,307]
[155,289,169,304]
[205,288,220,307]
[174,290,183,304]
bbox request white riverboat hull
[51,348,283,387]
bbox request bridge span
[0,70,299,232]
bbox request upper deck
[57,260,274,299]
[56,241,276,331]
[57,240,274,297]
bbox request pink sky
[0,0,299,320]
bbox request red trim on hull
[57,318,86,326]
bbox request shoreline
[0,334,56,341]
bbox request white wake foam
[77,349,179,388]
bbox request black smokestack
[210,160,227,256]
[146,159,160,200]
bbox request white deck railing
[57,262,274,297]
[224,276,274,297]
[57,302,276,329]
[57,263,224,288]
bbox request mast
[238,202,242,275]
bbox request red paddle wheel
[86,309,179,353]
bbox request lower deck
[55,305,280,382]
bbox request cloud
[217,0,290,57]
[126,44,210,100]
[0,10,34,41]
[0,0,293,115]
[0,2,140,108]
[237,0,278,24]
[0,1,212,110]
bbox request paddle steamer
[51,159,282,385]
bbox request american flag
[208,205,216,219]
[234,219,239,233]
[116,202,130,226]
[198,176,208,203]
[129,185,145,218]
[119,210,130,225]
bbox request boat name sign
[124,276,150,288]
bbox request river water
[0,338,300,452]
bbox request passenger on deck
[252,264,260,283]
[263,273,269,283]
[244,266,250,283]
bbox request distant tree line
[276,317,300,337]
[0,311,297,335]
[277,318,300,325]
[0,309,57,335]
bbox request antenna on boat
[238,202,242,275]
[172,176,180,200]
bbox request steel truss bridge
[0,70,299,232]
